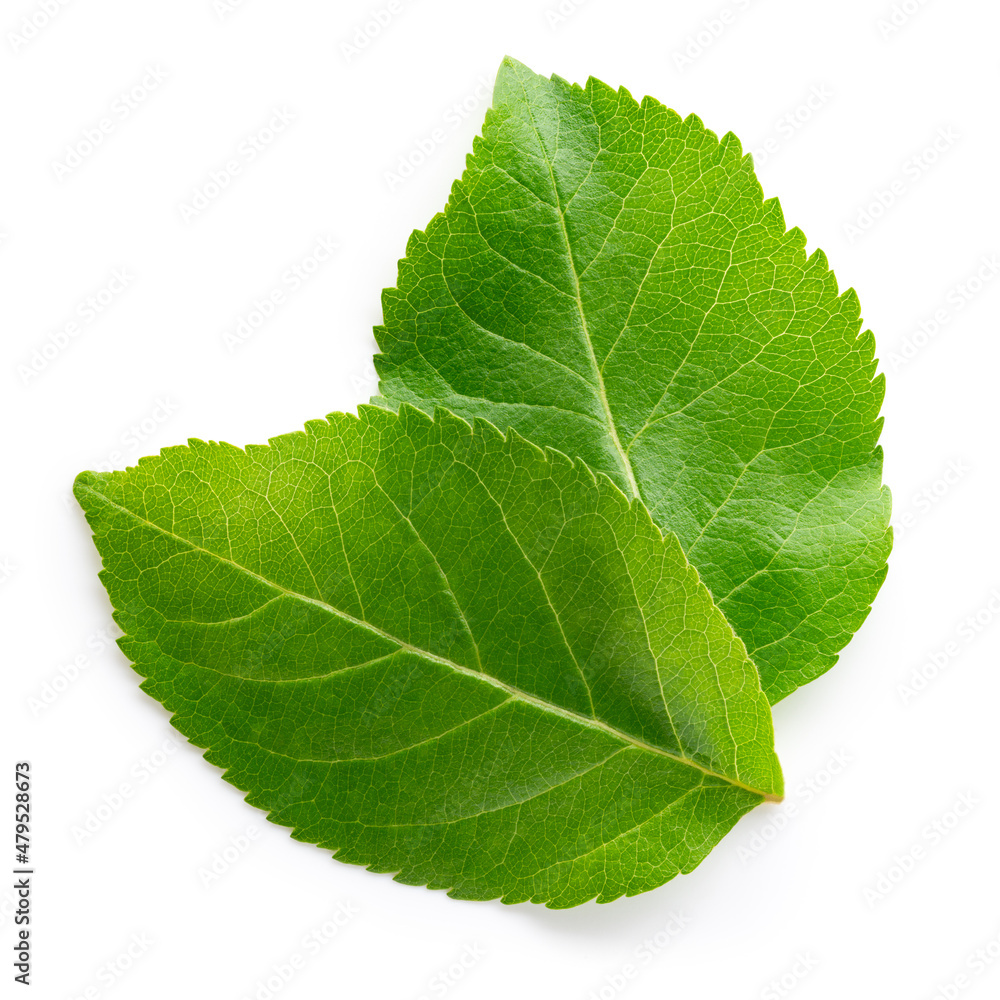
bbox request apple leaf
[374,57,891,703]
[75,405,781,907]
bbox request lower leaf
[75,404,781,906]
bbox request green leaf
[374,57,892,703]
[75,404,781,907]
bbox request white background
[2,0,999,997]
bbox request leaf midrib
[511,68,641,501]
[79,480,778,801]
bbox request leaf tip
[497,54,530,86]
[73,468,97,491]
[73,469,104,508]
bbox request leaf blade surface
[75,405,781,906]
[374,58,892,702]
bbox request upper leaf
[75,404,780,907]
[374,57,892,703]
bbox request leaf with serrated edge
[374,57,891,703]
[75,404,781,907]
